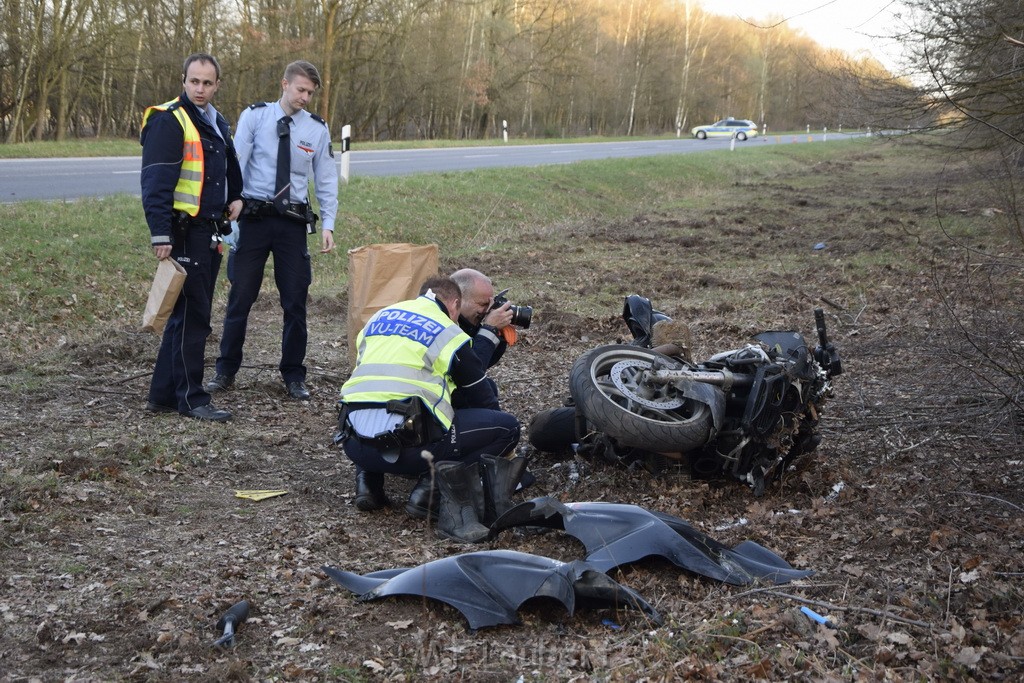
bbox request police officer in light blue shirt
[208,60,339,401]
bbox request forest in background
[1,0,901,143]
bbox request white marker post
[823,126,828,142]
[339,124,351,185]
[502,119,508,143]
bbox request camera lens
[510,304,533,329]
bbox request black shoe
[145,401,177,414]
[182,404,232,422]
[354,469,389,511]
[405,473,439,520]
[286,380,310,400]
[205,374,234,392]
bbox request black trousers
[342,409,521,476]
[148,224,221,412]
[215,214,312,384]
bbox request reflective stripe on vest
[142,99,205,216]
[340,297,469,429]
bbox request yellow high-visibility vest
[340,296,469,429]
[142,99,204,216]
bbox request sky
[704,1,906,71]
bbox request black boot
[435,461,489,543]
[354,469,388,511]
[480,454,528,525]
[405,472,439,520]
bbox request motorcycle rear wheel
[569,345,714,453]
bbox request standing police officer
[207,60,339,401]
[141,52,243,422]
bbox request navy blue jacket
[438,302,499,411]
[459,315,508,369]
[140,93,243,244]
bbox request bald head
[451,268,494,325]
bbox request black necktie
[274,115,292,213]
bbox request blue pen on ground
[800,605,837,629]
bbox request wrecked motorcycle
[530,296,843,495]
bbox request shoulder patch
[310,113,327,126]
[247,102,269,110]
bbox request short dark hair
[283,60,321,88]
[419,276,461,303]
[182,53,221,81]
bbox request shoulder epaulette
[310,113,327,126]
[247,102,269,110]
[165,101,182,111]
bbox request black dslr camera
[491,288,533,329]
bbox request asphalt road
[0,134,841,202]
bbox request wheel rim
[589,351,702,424]
[609,360,686,410]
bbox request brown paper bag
[141,258,187,335]
[347,243,439,364]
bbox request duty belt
[174,211,218,227]
[242,199,309,216]
[173,211,231,236]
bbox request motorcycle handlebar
[814,308,829,347]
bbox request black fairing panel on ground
[491,497,813,586]
[322,549,662,631]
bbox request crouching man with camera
[450,268,532,409]
[336,277,525,543]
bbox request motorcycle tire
[527,406,578,454]
[569,344,714,454]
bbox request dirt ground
[2,145,1023,681]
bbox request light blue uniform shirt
[234,101,339,231]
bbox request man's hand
[320,229,335,254]
[481,302,513,329]
[154,244,172,260]
[226,199,244,221]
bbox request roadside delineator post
[503,120,508,143]
[824,126,828,142]
[730,133,736,151]
[340,124,351,185]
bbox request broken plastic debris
[714,517,749,531]
[824,481,845,503]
